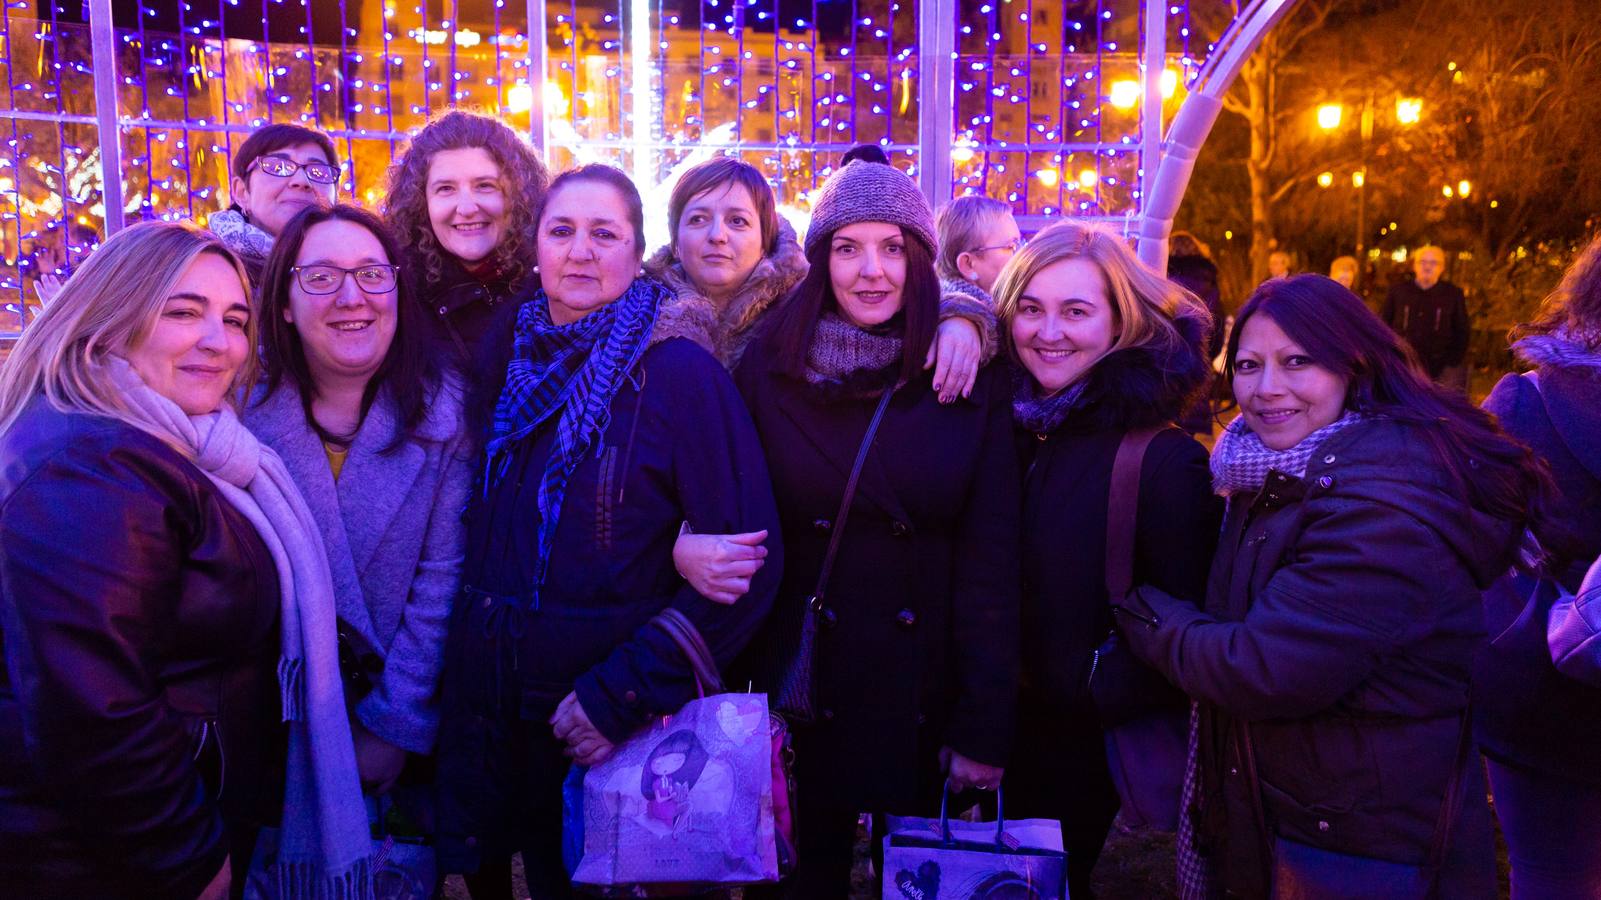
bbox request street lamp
[1396,97,1422,125]
[1317,171,1335,188]
[1457,179,1472,197]
[1317,103,1344,130]
[1109,80,1141,110]
[1351,171,1366,188]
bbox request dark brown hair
[256,204,441,452]
[667,157,780,257]
[1512,230,1601,345]
[766,224,939,386]
[539,164,647,256]
[232,123,339,182]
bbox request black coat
[1476,363,1601,786]
[1382,280,1470,377]
[735,349,1021,811]
[421,254,521,362]
[0,400,282,899]
[1122,420,1518,896]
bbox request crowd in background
[0,109,1597,900]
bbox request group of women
[0,106,1594,900]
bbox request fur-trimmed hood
[1047,307,1213,433]
[1513,329,1601,375]
[940,275,995,310]
[643,217,810,369]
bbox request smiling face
[1009,257,1117,396]
[125,252,252,415]
[829,222,907,328]
[538,179,642,325]
[283,219,398,390]
[1232,313,1349,450]
[231,141,337,237]
[958,214,1022,293]
[675,181,766,304]
[425,147,509,266]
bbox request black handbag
[769,385,897,723]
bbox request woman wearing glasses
[245,204,470,802]
[209,124,341,283]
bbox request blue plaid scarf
[485,277,664,600]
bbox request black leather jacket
[0,399,282,898]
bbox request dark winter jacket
[1475,338,1601,787]
[1382,279,1470,377]
[0,400,283,899]
[735,344,1021,811]
[421,253,521,363]
[1121,419,1519,897]
[1016,320,1220,723]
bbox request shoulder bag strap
[811,386,898,607]
[649,607,726,696]
[1104,425,1166,602]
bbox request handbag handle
[648,608,726,697]
[1105,426,1165,602]
[808,385,897,610]
[939,780,1006,848]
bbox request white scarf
[104,358,371,899]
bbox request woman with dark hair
[434,164,781,899]
[208,123,341,282]
[1475,232,1601,898]
[734,160,1021,896]
[1117,274,1544,898]
[245,204,469,798]
[992,220,1219,898]
[382,109,551,358]
[655,157,994,603]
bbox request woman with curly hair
[382,110,551,359]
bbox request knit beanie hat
[804,161,938,259]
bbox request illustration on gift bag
[884,786,1068,900]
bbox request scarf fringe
[279,655,305,722]
[270,857,372,900]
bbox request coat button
[812,518,832,534]
[818,606,838,629]
[1317,475,1334,489]
[624,690,638,705]
[1323,454,1337,464]
[1317,820,1330,832]
[482,596,492,608]
[821,708,835,721]
[438,305,448,316]
[891,521,911,537]
[896,608,917,629]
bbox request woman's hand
[673,527,769,605]
[940,746,1003,792]
[925,317,982,404]
[350,720,407,795]
[552,691,616,767]
[195,855,230,900]
[34,273,63,306]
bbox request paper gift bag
[883,787,1069,900]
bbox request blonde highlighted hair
[0,220,257,440]
[935,195,1014,282]
[993,219,1209,372]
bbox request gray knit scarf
[804,310,903,387]
[1210,411,1366,496]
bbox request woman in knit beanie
[731,160,1022,897]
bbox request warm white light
[1316,103,1344,130]
[1457,179,1472,197]
[1317,171,1335,188]
[1442,184,1454,198]
[1036,169,1060,188]
[1396,97,1422,125]
[1160,68,1179,99]
[1351,171,1366,188]
[1079,169,1099,188]
[1109,80,1141,109]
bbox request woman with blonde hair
[0,221,369,899]
[994,220,1218,897]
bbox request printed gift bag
[569,691,781,894]
[883,787,1069,900]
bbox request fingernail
[932,383,941,391]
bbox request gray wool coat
[244,378,472,754]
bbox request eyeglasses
[250,155,341,185]
[971,237,1026,255]
[291,264,400,295]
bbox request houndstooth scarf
[1210,411,1366,496]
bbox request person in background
[1266,250,1293,281]
[1382,245,1470,389]
[247,204,469,803]
[434,164,781,899]
[1167,230,1225,434]
[840,143,891,166]
[996,220,1218,898]
[734,160,1021,897]
[208,123,341,283]
[383,110,551,360]
[1329,255,1359,290]
[0,221,369,899]
[1476,231,1601,898]
[1118,274,1542,898]
[934,194,1022,307]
